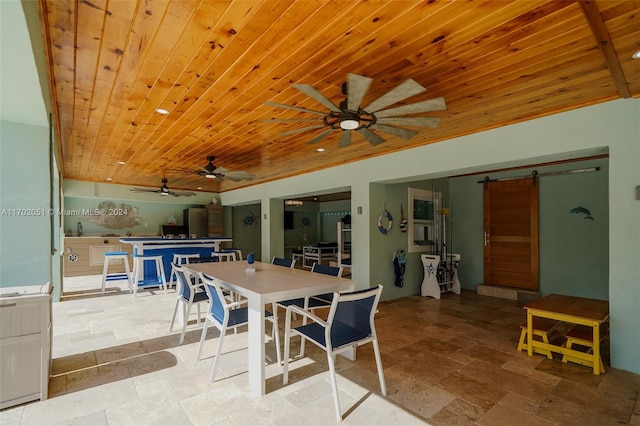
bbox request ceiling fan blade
[338,130,352,147]
[346,74,373,111]
[369,124,418,139]
[374,97,446,118]
[261,118,324,122]
[170,191,196,197]
[293,84,340,112]
[265,101,327,116]
[307,128,335,144]
[357,127,385,146]
[363,79,427,113]
[221,171,255,181]
[376,116,441,128]
[130,188,158,193]
[279,124,327,137]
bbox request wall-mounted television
[284,211,294,229]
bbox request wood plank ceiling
[38,0,640,193]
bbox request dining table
[185,260,354,396]
[524,293,609,375]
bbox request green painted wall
[319,199,351,242]
[230,204,262,260]
[63,196,209,236]
[449,157,609,300]
[0,120,51,288]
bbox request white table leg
[247,295,265,397]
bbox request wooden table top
[186,261,353,304]
[525,294,609,322]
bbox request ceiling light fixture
[106,177,112,181]
[285,200,303,206]
[155,108,169,115]
[633,50,640,59]
[117,161,126,165]
[317,148,325,152]
[205,174,216,179]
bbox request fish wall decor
[569,206,594,220]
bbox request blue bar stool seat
[132,254,167,297]
[101,251,132,295]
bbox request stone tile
[0,405,24,426]
[458,360,556,404]
[443,398,486,421]
[437,371,508,411]
[385,375,456,420]
[499,392,540,415]
[552,378,635,422]
[534,396,584,425]
[477,403,555,426]
[429,408,476,426]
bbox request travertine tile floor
[2,275,639,425]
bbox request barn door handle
[484,231,489,246]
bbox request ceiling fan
[166,156,255,182]
[264,73,446,147]
[130,178,196,197]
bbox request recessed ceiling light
[117,161,126,165]
[155,108,169,115]
[633,50,640,59]
[317,148,325,152]
[106,177,112,181]
[197,187,202,190]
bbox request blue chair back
[328,286,382,349]
[272,256,294,268]
[173,264,192,301]
[200,273,228,324]
[312,263,342,277]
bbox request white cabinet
[0,283,52,409]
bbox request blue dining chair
[273,262,343,358]
[196,272,278,382]
[168,264,209,345]
[271,256,295,268]
[282,284,386,422]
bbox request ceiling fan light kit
[267,73,446,147]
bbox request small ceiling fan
[264,73,446,147]
[130,178,196,197]
[166,156,255,182]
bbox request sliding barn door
[483,178,539,290]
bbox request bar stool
[211,250,237,262]
[132,254,167,297]
[101,251,132,294]
[291,249,303,265]
[226,248,243,261]
[169,253,200,287]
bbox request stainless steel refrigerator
[183,208,208,238]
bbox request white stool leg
[101,257,110,295]
[123,255,132,292]
[156,258,168,294]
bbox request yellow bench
[517,317,561,359]
[561,323,609,372]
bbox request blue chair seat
[296,321,369,349]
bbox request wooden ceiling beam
[578,0,631,98]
